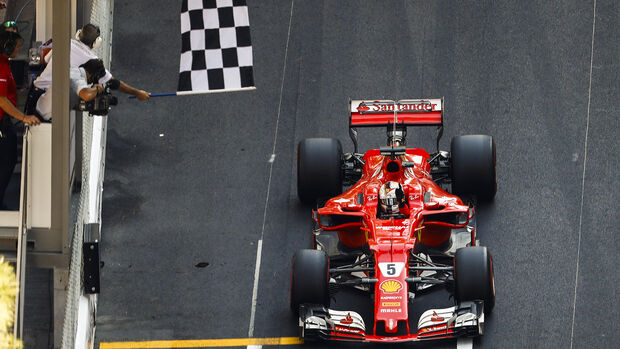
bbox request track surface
[95,1,618,348]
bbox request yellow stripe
[99,337,303,348]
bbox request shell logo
[380,280,402,293]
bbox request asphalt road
[95,1,618,348]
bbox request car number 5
[379,262,404,277]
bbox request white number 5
[378,262,405,277]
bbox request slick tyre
[454,246,495,314]
[290,249,330,315]
[450,135,497,201]
[297,138,343,205]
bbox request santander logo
[340,313,354,325]
[431,311,444,322]
[355,101,439,113]
[356,103,370,112]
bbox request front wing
[299,301,484,343]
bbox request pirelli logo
[381,302,401,307]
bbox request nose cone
[374,252,409,333]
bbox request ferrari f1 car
[290,99,496,343]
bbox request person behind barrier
[0,31,41,209]
[31,23,149,120]
[73,58,109,104]
[35,58,109,120]
[1,21,18,33]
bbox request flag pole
[127,92,177,99]
[127,87,256,99]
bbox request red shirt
[0,55,17,121]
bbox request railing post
[51,1,72,347]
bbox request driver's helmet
[379,181,403,215]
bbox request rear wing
[348,98,444,153]
[349,99,443,127]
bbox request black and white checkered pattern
[178,0,254,92]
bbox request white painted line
[247,346,262,349]
[570,1,596,348]
[457,338,473,349]
[570,0,596,349]
[247,0,296,338]
[248,239,263,338]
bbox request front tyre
[454,246,495,314]
[290,249,330,315]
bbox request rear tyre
[297,138,343,205]
[450,135,496,201]
[454,246,495,314]
[290,249,330,314]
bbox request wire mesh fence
[60,1,113,347]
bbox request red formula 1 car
[290,99,496,343]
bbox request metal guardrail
[61,113,109,349]
[13,125,30,344]
[60,1,114,347]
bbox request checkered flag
[178,0,255,94]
